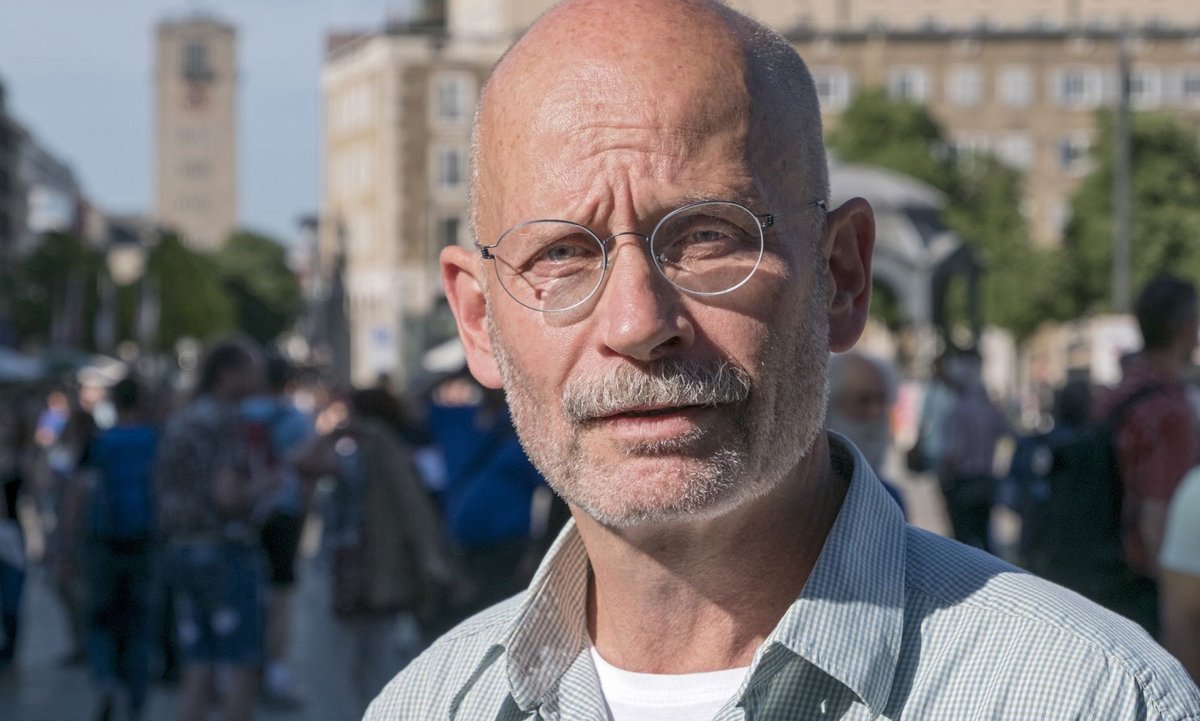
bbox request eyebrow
[663,190,768,212]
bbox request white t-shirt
[590,647,749,721]
[1160,467,1200,576]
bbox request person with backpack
[156,339,271,721]
[79,377,159,721]
[1097,274,1200,637]
[240,355,313,709]
[295,387,455,716]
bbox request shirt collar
[494,432,907,715]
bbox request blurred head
[441,0,875,527]
[196,339,262,402]
[1136,273,1198,363]
[110,377,143,416]
[264,355,294,396]
[827,352,895,471]
[348,387,421,440]
[1053,379,1092,429]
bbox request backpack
[86,425,159,544]
[1020,386,1162,611]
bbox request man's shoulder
[365,594,525,719]
[901,527,1200,716]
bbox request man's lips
[588,404,706,421]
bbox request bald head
[469,0,828,244]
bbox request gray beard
[486,268,830,527]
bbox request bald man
[366,1,1200,719]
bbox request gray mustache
[562,360,752,423]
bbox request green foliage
[829,88,957,194]
[146,233,236,350]
[830,89,1051,340]
[7,232,106,348]
[214,231,303,344]
[1061,111,1200,317]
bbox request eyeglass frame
[476,198,828,313]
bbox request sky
[0,0,415,243]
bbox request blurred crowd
[831,272,1200,686]
[0,276,1197,721]
[0,336,567,721]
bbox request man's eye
[543,242,586,262]
[523,236,600,276]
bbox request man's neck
[576,434,847,674]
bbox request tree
[1061,111,1200,317]
[828,88,956,194]
[145,232,236,350]
[7,231,106,349]
[829,89,1057,340]
[214,231,303,344]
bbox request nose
[593,233,693,362]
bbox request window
[947,66,983,107]
[998,134,1034,170]
[998,66,1033,107]
[433,74,473,124]
[1058,134,1091,175]
[949,133,991,167]
[437,148,464,188]
[811,67,854,112]
[180,160,211,179]
[1054,67,1102,108]
[437,216,462,248]
[887,67,928,103]
[183,42,212,82]
[1180,68,1200,106]
[1130,67,1161,109]
[332,85,373,132]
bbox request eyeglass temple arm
[757,199,828,230]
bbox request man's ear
[442,245,504,389]
[822,197,875,353]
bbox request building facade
[321,0,1200,384]
[154,16,238,252]
[799,29,1200,245]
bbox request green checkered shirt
[366,436,1200,720]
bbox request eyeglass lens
[491,202,764,312]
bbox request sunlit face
[476,35,833,527]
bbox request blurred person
[43,394,96,665]
[1101,273,1200,638]
[240,355,313,709]
[367,2,1200,718]
[0,397,31,670]
[156,339,270,721]
[79,378,159,721]
[908,352,959,474]
[424,369,558,625]
[1160,465,1200,684]
[1005,378,1093,523]
[826,351,904,514]
[938,353,1011,551]
[295,387,452,716]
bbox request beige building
[321,0,1200,383]
[800,29,1200,245]
[154,17,238,252]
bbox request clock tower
[154,16,237,251]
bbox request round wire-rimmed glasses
[477,199,827,313]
